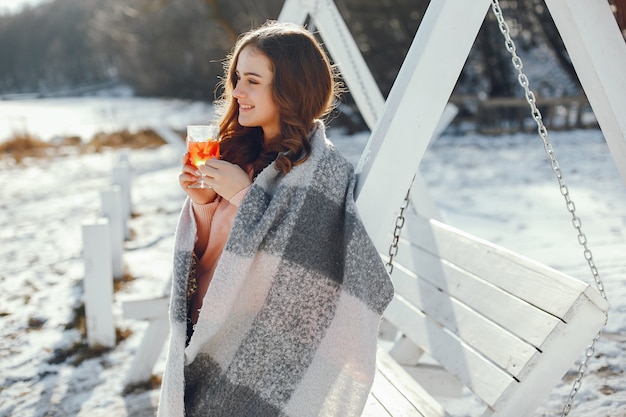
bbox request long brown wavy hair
[215,21,341,177]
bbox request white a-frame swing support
[283,0,626,247]
[281,0,622,416]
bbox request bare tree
[0,0,107,94]
[90,0,234,98]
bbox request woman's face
[233,46,280,143]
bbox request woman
[158,21,394,417]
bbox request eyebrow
[236,70,264,78]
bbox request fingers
[179,154,200,186]
[180,158,250,202]
[179,171,196,183]
[197,159,226,183]
[178,153,218,204]
[181,153,201,175]
[196,160,251,201]
[198,157,222,170]
[179,173,198,191]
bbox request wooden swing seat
[362,205,608,416]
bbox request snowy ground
[1,97,625,416]
[0,94,215,143]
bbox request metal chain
[386,176,415,275]
[490,1,609,415]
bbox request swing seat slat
[364,206,608,416]
[367,347,452,417]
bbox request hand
[179,154,217,204]
[198,159,252,202]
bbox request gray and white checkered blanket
[158,121,394,417]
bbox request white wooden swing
[121,0,625,415]
[279,0,625,415]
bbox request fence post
[100,186,124,280]
[82,218,116,349]
[112,152,132,240]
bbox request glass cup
[186,124,220,189]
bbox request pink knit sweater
[189,186,250,323]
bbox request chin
[238,117,253,128]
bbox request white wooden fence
[78,144,174,387]
[81,218,115,349]
[81,153,133,349]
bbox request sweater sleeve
[192,199,220,258]
[227,185,252,207]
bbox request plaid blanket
[158,121,394,417]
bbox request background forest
[0,0,625,131]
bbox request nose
[233,82,245,99]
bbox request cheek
[267,94,279,114]
[267,102,280,122]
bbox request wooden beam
[280,0,385,130]
[277,0,309,25]
[279,0,449,228]
[545,0,626,186]
[100,187,124,280]
[355,0,492,251]
[82,219,115,349]
[112,151,133,240]
[122,296,169,321]
[124,318,169,386]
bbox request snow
[0,95,215,144]
[0,0,47,15]
[1,97,625,416]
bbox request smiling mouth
[239,104,254,110]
